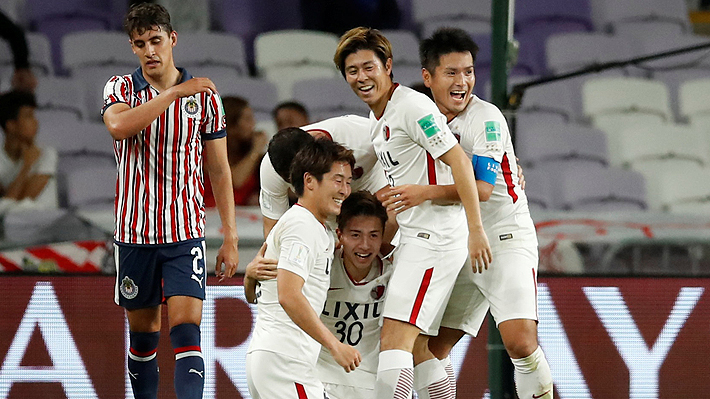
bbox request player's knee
[380,319,419,352]
[504,336,538,359]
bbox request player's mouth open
[359,85,374,93]
[451,90,466,100]
[334,198,343,205]
[354,252,371,259]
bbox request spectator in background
[0,91,57,211]
[272,101,310,131]
[0,11,38,93]
[205,96,267,206]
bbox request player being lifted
[102,4,239,399]
[383,28,554,399]
[246,137,362,398]
[334,27,492,399]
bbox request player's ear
[385,58,393,77]
[422,68,432,88]
[304,172,314,190]
[170,30,178,48]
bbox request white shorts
[383,242,468,335]
[440,246,539,336]
[323,383,372,399]
[246,351,325,399]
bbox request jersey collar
[131,67,194,93]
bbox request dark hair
[268,127,315,182]
[222,96,249,127]
[272,101,309,120]
[290,138,355,197]
[334,27,394,79]
[337,190,388,232]
[123,3,173,38]
[420,28,479,73]
[0,91,36,131]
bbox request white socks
[375,349,414,399]
[440,356,456,395]
[510,346,553,399]
[414,358,455,399]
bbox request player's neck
[295,198,328,225]
[143,65,181,92]
[342,258,375,283]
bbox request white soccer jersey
[248,205,335,365]
[370,85,467,250]
[102,68,226,245]
[259,115,387,221]
[317,250,392,390]
[451,95,538,250]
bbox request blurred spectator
[0,11,37,93]
[0,91,57,212]
[204,96,267,207]
[273,101,310,131]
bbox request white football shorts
[247,350,325,399]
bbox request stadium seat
[217,77,279,123]
[521,167,554,211]
[380,30,423,86]
[35,76,86,120]
[546,32,635,74]
[65,164,116,210]
[679,78,710,121]
[553,165,647,212]
[616,122,709,169]
[35,16,113,74]
[80,65,135,122]
[172,32,248,76]
[513,78,578,121]
[292,77,369,121]
[412,0,491,37]
[62,31,135,74]
[0,32,53,88]
[590,0,691,34]
[254,30,340,101]
[515,0,593,32]
[516,120,607,170]
[631,163,710,212]
[36,117,114,157]
[2,208,69,245]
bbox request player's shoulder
[305,114,369,135]
[391,85,441,121]
[461,95,505,121]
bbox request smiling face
[423,51,475,121]
[338,215,384,277]
[129,26,177,80]
[306,161,352,221]
[344,49,393,116]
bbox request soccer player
[383,28,553,399]
[101,4,239,399]
[333,27,492,399]
[260,116,389,237]
[272,101,310,130]
[246,138,361,398]
[245,190,393,399]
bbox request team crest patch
[184,97,201,119]
[383,125,391,140]
[120,276,139,299]
[371,284,386,300]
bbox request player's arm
[263,217,277,239]
[204,137,239,281]
[103,78,216,140]
[381,179,494,214]
[440,144,492,272]
[243,242,277,303]
[278,269,361,372]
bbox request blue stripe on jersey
[202,128,226,140]
[472,155,500,185]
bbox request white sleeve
[470,105,508,163]
[404,97,458,159]
[32,147,57,176]
[259,154,291,220]
[276,222,316,281]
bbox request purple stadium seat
[216,77,279,122]
[522,168,554,211]
[550,165,647,211]
[515,0,593,30]
[590,0,691,34]
[516,121,607,170]
[292,77,370,121]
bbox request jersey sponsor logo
[485,121,502,142]
[377,151,400,168]
[322,300,383,320]
[120,276,139,299]
[499,233,513,241]
[417,114,441,138]
[287,242,309,268]
[184,97,201,119]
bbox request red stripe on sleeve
[426,153,437,185]
[501,153,518,203]
[409,267,434,324]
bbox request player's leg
[412,334,454,399]
[499,319,552,399]
[376,318,420,399]
[163,240,208,399]
[116,244,163,399]
[427,327,466,394]
[247,350,325,398]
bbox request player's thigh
[247,351,324,399]
[114,243,163,310]
[476,246,539,326]
[324,383,372,399]
[439,256,489,337]
[383,243,467,336]
[161,239,207,302]
[166,295,203,327]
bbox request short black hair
[290,138,355,197]
[272,101,309,120]
[420,28,479,73]
[337,190,388,232]
[123,3,173,38]
[0,91,36,131]
[267,127,315,182]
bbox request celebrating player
[102,4,239,399]
[334,27,492,399]
[383,28,553,399]
[246,138,361,398]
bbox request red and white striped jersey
[452,95,537,251]
[370,84,468,250]
[102,68,226,245]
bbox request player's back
[452,95,537,250]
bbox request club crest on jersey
[371,284,386,300]
[383,125,391,140]
[353,166,364,180]
[184,97,201,119]
[120,276,139,299]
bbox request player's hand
[469,226,492,273]
[330,341,362,373]
[245,242,277,281]
[215,237,239,282]
[252,131,269,155]
[172,77,217,98]
[21,144,41,167]
[381,185,429,214]
[516,157,526,190]
[12,68,37,93]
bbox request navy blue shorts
[113,238,207,309]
